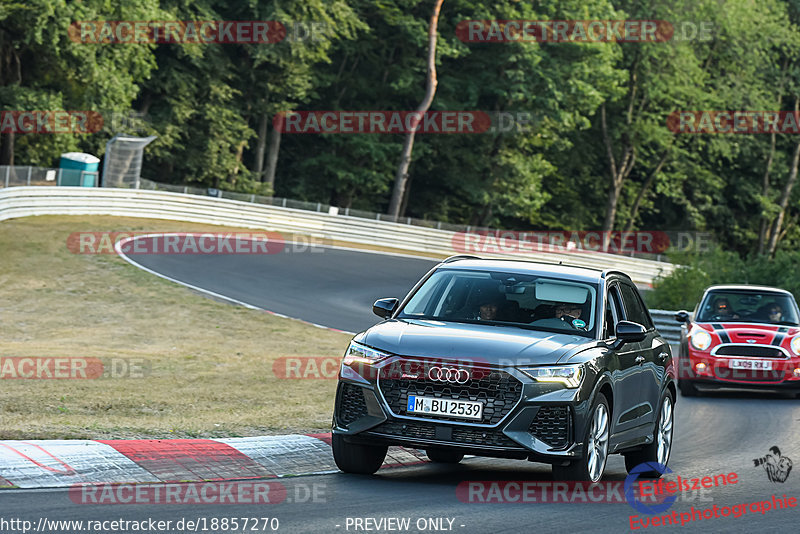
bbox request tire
[624,390,675,478]
[426,448,464,464]
[679,380,698,397]
[332,433,387,475]
[552,392,610,482]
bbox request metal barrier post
[26,166,32,185]
[101,139,112,187]
[4,166,9,187]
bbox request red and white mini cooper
[675,285,800,396]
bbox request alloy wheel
[587,402,609,482]
[656,396,673,466]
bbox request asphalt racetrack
[3,393,799,534]
[3,240,798,533]
[119,239,440,333]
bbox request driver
[712,298,739,319]
[474,293,505,321]
[554,303,582,321]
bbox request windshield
[696,290,800,326]
[397,269,598,337]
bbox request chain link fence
[0,165,98,188]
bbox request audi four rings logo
[428,366,470,384]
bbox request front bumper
[682,378,800,392]
[679,347,800,387]
[332,359,595,463]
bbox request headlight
[690,329,712,351]
[791,336,800,355]
[520,364,584,388]
[343,341,389,365]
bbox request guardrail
[650,309,682,344]
[0,186,674,286]
[2,167,674,263]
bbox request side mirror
[615,320,647,346]
[372,298,399,319]
[675,310,690,324]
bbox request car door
[604,282,645,437]
[619,282,666,431]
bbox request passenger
[766,304,783,322]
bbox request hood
[357,319,593,366]
[698,322,800,344]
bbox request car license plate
[729,359,772,370]
[407,395,483,420]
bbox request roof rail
[441,254,482,263]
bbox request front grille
[337,383,369,427]
[529,406,572,449]
[369,420,521,449]
[714,345,786,358]
[377,361,523,425]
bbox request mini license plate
[729,359,773,370]
[406,395,483,420]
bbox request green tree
[0,0,160,166]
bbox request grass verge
[0,215,360,439]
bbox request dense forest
[3,0,800,269]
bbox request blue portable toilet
[59,152,100,186]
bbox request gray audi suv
[332,256,676,482]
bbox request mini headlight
[791,336,800,355]
[690,330,713,351]
[343,341,389,364]
[520,364,584,388]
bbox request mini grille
[714,345,785,358]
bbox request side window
[620,283,653,329]
[604,285,623,338]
